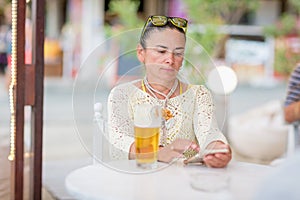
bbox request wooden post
[30,0,45,199]
[10,0,45,199]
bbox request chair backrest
[93,102,111,163]
[293,122,300,149]
[286,121,300,157]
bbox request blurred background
[0,0,299,199]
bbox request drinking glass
[134,104,162,169]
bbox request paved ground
[0,75,288,199]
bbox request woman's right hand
[158,138,199,163]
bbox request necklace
[142,77,180,144]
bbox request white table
[65,160,274,200]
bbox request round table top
[65,160,274,200]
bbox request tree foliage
[106,0,143,29]
[184,0,259,25]
[183,0,259,57]
[290,0,300,13]
[104,0,144,52]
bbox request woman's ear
[136,44,145,63]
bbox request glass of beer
[134,104,161,169]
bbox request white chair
[229,100,289,164]
[93,102,111,164]
[286,122,300,157]
[269,121,299,166]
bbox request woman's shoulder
[109,79,141,96]
[187,84,210,93]
[111,80,140,90]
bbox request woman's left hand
[203,141,232,168]
[158,138,199,163]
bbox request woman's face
[137,28,186,82]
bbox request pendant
[162,108,173,120]
[162,108,174,129]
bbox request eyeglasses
[141,15,188,37]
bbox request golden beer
[134,126,160,166]
[134,104,162,168]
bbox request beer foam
[134,104,162,128]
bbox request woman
[108,15,231,168]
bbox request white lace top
[107,80,227,160]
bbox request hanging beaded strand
[142,77,179,144]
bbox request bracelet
[183,149,198,159]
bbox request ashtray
[190,171,230,192]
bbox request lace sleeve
[107,84,135,160]
[193,85,227,152]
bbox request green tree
[183,0,259,57]
[104,0,143,51]
[290,0,300,12]
[181,0,259,84]
[106,0,143,30]
[184,0,258,25]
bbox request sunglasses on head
[141,15,188,36]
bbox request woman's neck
[145,77,177,95]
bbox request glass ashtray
[190,171,230,192]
